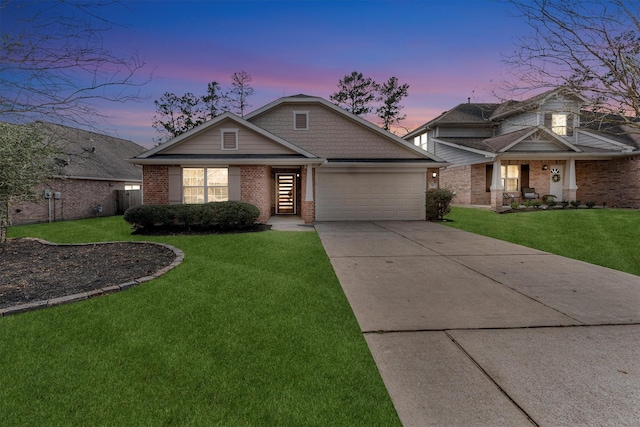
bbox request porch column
[489,159,502,210]
[305,165,314,201]
[565,158,578,200]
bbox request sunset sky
[7,0,527,147]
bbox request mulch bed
[0,239,177,309]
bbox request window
[124,184,141,190]
[293,111,309,130]
[221,129,238,150]
[552,114,567,136]
[545,113,574,136]
[182,167,228,204]
[501,165,519,192]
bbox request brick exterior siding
[577,157,640,207]
[142,165,170,205]
[440,165,472,204]
[241,165,271,223]
[300,165,315,224]
[11,178,127,225]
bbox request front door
[276,173,296,214]
[549,165,564,200]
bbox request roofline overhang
[126,157,326,166]
[496,152,627,160]
[320,161,449,169]
[433,138,495,157]
[51,175,142,182]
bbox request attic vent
[221,128,239,150]
[293,111,309,130]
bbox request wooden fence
[115,190,142,215]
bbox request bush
[532,200,542,208]
[425,188,455,221]
[510,202,519,209]
[586,201,596,209]
[124,201,260,231]
[570,200,581,208]
[524,200,532,208]
[561,200,570,208]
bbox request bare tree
[504,0,640,131]
[330,71,379,116]
[227,71,254,117]
[0,0,149,127]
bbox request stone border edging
[0,238,185,317]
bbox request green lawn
[444,206,640,276]
[2,217,400,426]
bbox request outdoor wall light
[542,164,548,171]
[432,172,438,178]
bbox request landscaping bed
[0,238,177,309]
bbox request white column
[567,158,577,190]
[305,165,314,202]
[490,159,502,190]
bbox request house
[129,95,447,223]
[11,123,145,224]
[404,88,640,209]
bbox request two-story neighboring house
[405,88,640,210]
[129,95,447,223]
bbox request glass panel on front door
[276,174,296,214]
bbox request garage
[315,170,426,221]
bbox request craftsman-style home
[129,95,447,223]
[405,88,640,209]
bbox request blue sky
[8,0,527,147]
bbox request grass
[444,206,640,276]
[2,217,400,426]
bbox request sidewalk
[316,221,640,426]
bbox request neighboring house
[11,123,145,224]
[129,95,447,223]
[405,88,640,209]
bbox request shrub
[586,201,596,209]
[532,200,542,208]
[124,201,260,231]
[543,194,556,205]
[524,200,532,208]
[425,188,455,221]
[510,202,519,210]
[561,200,570,208]
[570,200,581,208]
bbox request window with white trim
[182,167,228,203]
[544,112,574,136]
[221,128,239,150]
[501,165,519,192]
[293,111,309,130]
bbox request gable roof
[404,103,499,140]
[34,122,145,181]
[489,87,589,120]
[135,111,319,160]
[245,94,445,162]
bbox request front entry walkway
[315,221,640,426]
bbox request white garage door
[316,170,426,221]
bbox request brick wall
[241,165,271,223]
[11,178,125,225]
[577,157,640,207]
[143,165,169,205]
[440,165,472,204]
[300,165,315,224]
[470,164,491,205]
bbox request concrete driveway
[315,221,640,427]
